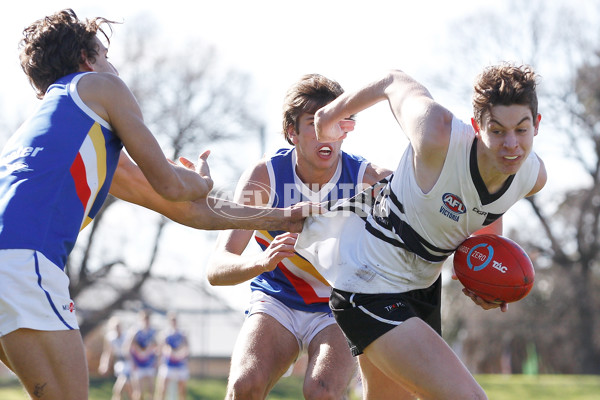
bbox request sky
[3,0,593,309]
[4,1,587,176]
[2,0,494,168]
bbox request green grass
[477,374,600,400]
[1,374,600,399]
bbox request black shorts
[329,276,442,356]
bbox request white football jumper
[295,117,540,294]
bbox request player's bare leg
[112,374,132,400]
[154,375,168,400]
[225,313,299,400]
[363,317,487,400]
[357,354,417,399]
[176,379,187,400]
[304,323,356,400]
[0,328,88,400]
[0,342,14,372]
[132,372,154,400]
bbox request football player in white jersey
[296,64,547,399]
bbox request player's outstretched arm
[110,152,316,232]
[315,70,452,167]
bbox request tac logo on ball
[466,243,494,271]
[453,234,534,303]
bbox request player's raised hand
[338,118,356,133]
[314,106,354,142]
[179,150,214,193]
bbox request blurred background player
[128,310,158,400]
[99,316,133,400]
[207,74,391,399]
[154,311,189,400]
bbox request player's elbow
[205,262,224,286]
[206,272,226,287]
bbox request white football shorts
[132,366,157,379]
[0,249,79,337]
[246,290,337,354]
[157,363,189,381]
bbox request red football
[453,234,534,303]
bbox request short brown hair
[19,9,116,98]
[282,74,345,145]
[472,63,539,125]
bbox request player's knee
[303,378,346,400]
[226,374,267,400]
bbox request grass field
[1,374,600,399]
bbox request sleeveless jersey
[252,147,369,312]
[107,330,128,362]
[296,117,540,294]
[0,72,123,269]
[164,330,187,367]
[131,328,157,368]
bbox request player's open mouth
[504,155,519,160]
[318,146,332,156]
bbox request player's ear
[534,114,541,136]
[471,118,480,134]
[287,126,299,145]
[79,49,94,71]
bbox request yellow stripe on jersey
[78,123,107,230]
[255,229,329,286]
[88,123,107,190]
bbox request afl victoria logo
[442,193,466,214]
[467,243,494,271]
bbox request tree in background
[66,13,263,337]
[438,0,600,374]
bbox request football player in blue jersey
[207,74,392,400]
[128,310,158,400]
[154,312,190,400]
[0,9,315,400]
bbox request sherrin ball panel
[453,234,534,303]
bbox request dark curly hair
[472,63,539,126]
[19,9,116,98]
